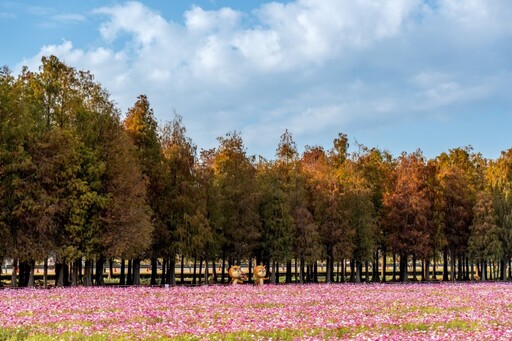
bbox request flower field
[2,283,512,340]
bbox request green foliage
[3,55,512,285]
[0,56,152,283]
[258,167,294,263]
[212,132,260,260]
[468,191,503,263]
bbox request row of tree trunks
[5,254,512,287]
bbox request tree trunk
[336,261,340,283]
[71,259,80,286]
[349,260,355,283]
[432,255,437,280]
[95,256,105,286]
[106,259,112,280]
[192,256,198,285]
[43,257,48,288]
[204,254,209,285]
[341,259,346,283]
[84,260,92,286]
[276,262,281,284]
[450,251,455,281]
[247,258,253,285]
[501,259,507,281]
[364,261,369,283]
[443,248,449,281]
[180,254,185,284]
[120,258,126,285]
[372,251,380,282]
[150,257,157,285]
[382,251,387,283]
[127,259,133,285]
[294,259,298,283]
[198,257,203,284]
[211,259,217,283]
[169,257,176,285]
[286,260,292,283]
[313,262,318,283]
[393,253,397,281]
[221,251,226,284]
[299,258,305,284]
[412,254,417,281]
[160,257,167,285]
[63,263,70,287]
[18,261,27,287]
[27,260,35,287]
[197,257,203,285]
[132,258,141,285]
[356,261,362,283]
[10,259,17,287]
[56,262,65,287]
[423,259,429,281]
[270,261,277,284]
[399,254,408,282]
[457,255,464,281]
[325,247,332,283]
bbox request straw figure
[253,265,269,285]
[228,265,247,285]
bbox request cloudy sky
[2,0,511,159]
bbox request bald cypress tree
[468,192,502,281]
[124,95,162,285]
[213,132,260,265]
[383,151,431,282]
[160,115,211,285]
[258,160,293,284]
[486,149,512,280]
[0,57,152,287]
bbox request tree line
[1,56,511,287]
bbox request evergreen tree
[161,114,211,284]
[213,132,260,263]
[486,149,512,280]
[437,147,480,280]
[124,95,162,284]
[468,191,502,280]
[258,161,294,283]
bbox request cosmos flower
[1,283,512,339]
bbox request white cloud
[185,5,240,33]
[95,1,171,46]
[254,0,419,64]
[16,0,512,158]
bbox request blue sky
[2,0,511,160]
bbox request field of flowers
[1,282,512,340]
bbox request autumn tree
[468,191,502,280]
[301,144,353,283]
[354,146,394,282]
[383,151,431,282]
[160,115,211,285]
[1,57,152,287]
[486,149,512,280]
[212,132,260,274]
[198,148,224,282]
[124,95,162,285]
[339,159,376,282]
[257,160,294,284]
[437,147,481,280]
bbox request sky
[1,0,512,160]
